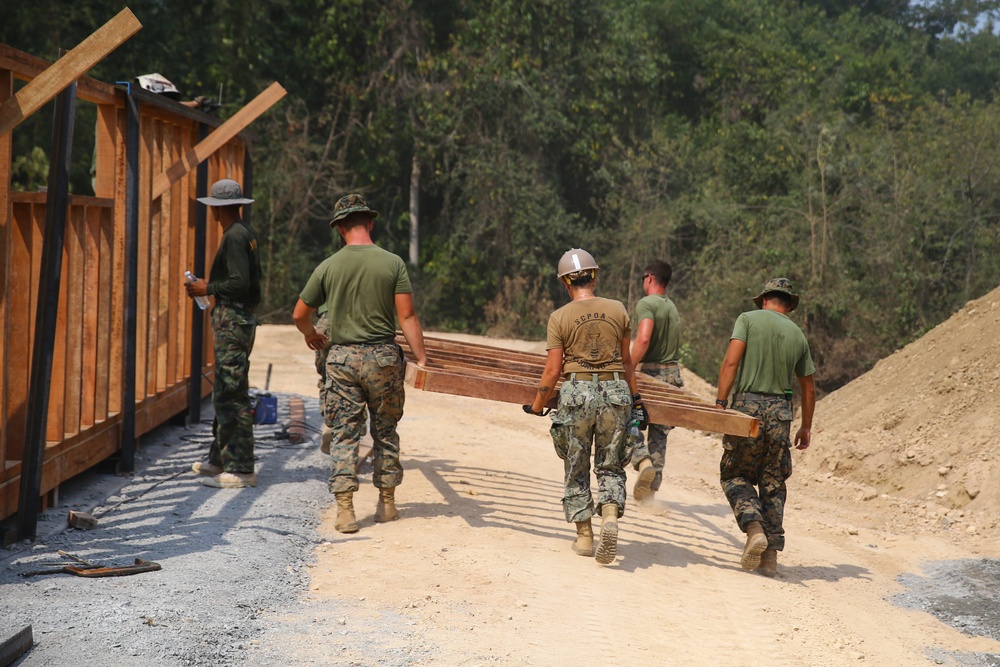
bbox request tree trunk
[409,153,420,267]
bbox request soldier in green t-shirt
[629,260,682,505]
[524,248,649,566]
[715,277,816,577]
[293,195,428,534]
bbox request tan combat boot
[741,520,768,570]
[595,504,619,565]
[633,457,655,503]
[758,548,778,577]
[191,461,223,477]
[334,492,359,533]
[572,519,594,556]
[374,487,400,523]
[201,471,256,488]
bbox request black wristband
[716,399,728,409]
[632,393,643,403]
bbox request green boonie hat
[753,277,800,311]
[197,179,254,206]
[330,194,379,226]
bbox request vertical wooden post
[187,123,209,425]
[119,91,139,474]
[0,69,12,465]
[16,82,77,541]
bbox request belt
[639,361,678,370]
[335,338,396,347]
[566,372,623,382]
[733,392,789,401]
[217,299,253,312]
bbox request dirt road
[249,326,1000,666]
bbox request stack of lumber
[397,336,758,438]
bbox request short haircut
[762,291,792,308]
[566,270,596,287]
[337,211,374,230]
[642,260,673,287]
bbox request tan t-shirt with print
[546,297,631,374]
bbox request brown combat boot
[595,504,619,565]
[741,520,768,570]
[374,487,400,523]
[571,519,594,556]
[758,548,778,577]
[633,457,655,504]
[334,492,359,533]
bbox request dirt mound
[799,285,1000,527]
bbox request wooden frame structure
[0,34,283,530]
[400,336,759,437]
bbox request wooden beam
[399,336,759,438]
[0,9,141,136]
[150,82,286,199]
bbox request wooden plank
[7,202,33,460]
[0,69,12,463]
[94,206,112,421]
[150,82,286,199]
[0,625,33,666]
[147,117,163,396]
[107,107,125,414]
[135,110,152,400]
[163,122,180,388]
[0,9,141,135]
[47,224,69,442]
[0,45,119,106]
[62,206,85,438]
[400,337,759,438]
[81,205,101,428]
[94,103,117,197]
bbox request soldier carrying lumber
[292,194,428,534]
[629,259,682,505]
[714,277,815,577]
[523,248,648,565]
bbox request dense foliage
[4,0,1000,391]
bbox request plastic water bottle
[185,271,210,310]
[628,420,642,445]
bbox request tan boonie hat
[753,277,800,311]
[330,194,379,226]
[197,179,254,206]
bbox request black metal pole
[15,82,77,541]
[187,123,209,425]
[119,89,140,474]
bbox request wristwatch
[715,399,728,409]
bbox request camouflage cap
[753,277,800,311]
[330,194,379,226]
[197,179,254,206]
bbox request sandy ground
[2,320,998,666]
[245,325,1000,666]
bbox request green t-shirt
[635,294,680,364]
[731,309,815,395]
[299,245,411,345]
[546,297,631,374]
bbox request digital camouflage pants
[314,311,331,420]
[208,304,257,474]
[632,365,683,492]
[720,395,794,551]
[324,342,405,493]
[549,377,633,523]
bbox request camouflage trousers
[549,377,633,523]
[314,311,332,420]
[323,342,406,493]
[632,365,683,492]
[208,304,257,474]
[720,395,794,551]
